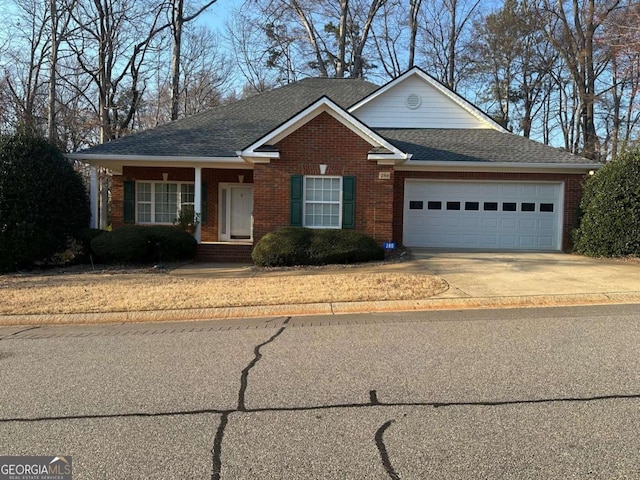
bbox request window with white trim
[303,176,342,228]
[136,182,195,224]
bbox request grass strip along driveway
[1,268,448,316]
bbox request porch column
[89,166,99,229]
[194,166,202,243]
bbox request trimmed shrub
[252,227,384,267]
[573,149,640,257]
[0,131,90,272]
[91,225,197,264]
[309,229,385,264]
[76,228,107,262]
[251,227,314,266]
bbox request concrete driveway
[173,249,640,312]
[411,250,640,298]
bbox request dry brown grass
[0,270,448,315]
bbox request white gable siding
[352,76,491,129]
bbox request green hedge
[91,225,197,264]
[0,131,90,272]
[573,149,640,257]
[252,227,384,267]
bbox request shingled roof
[377,128,589,164]
[79,78,380,158]
[77,74,591,166]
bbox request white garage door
[403,181,563,250]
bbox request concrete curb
[1,292,640,326]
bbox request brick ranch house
[68,68,601,262]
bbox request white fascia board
[349,67,509,133]
[65,153,253,173]
[235,150,279,163]
[367,153,413,165]
[66,153,248,163]
[239,96,408,161]
[396,160,602,173]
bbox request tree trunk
[171,0,183,121]
[291,1,328,77]
[351,0,387,78]
[96,0,110,143]
[448,0,456,88]
[582,0,599,159]
[408,0,421,68]
[336,0,349,77]
[48,0,58,143]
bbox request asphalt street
[1,305,639,479]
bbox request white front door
[220,185,253,241]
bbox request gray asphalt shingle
[80,78,380,157]
[377,128,589,164]
[79,76,589,165]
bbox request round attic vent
[405,93,422,109]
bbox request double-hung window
[303,176,342,228]
[136,182,195,224]
[290,174,355,229]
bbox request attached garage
[403,180,563,251]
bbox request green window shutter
[290,175,303,226]
[123,181,135,224]
[342,176,356,229]
[200,182,208,225]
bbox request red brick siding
[393,171,586,251]
[111,175,124,227]
[111,136,587,254]
[253,111,394,243]
[196,243,252,262]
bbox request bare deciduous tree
[241,0,387,79]
[418,0,480,89]
[167,0,219,121]
[472,0,556,136]
[4,0,50,132]
[534,0,624,160]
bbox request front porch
[103,166,254,244]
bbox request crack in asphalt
[4,316,640,478]
[375,419,401,480]
[212,316,291,479]
[0,325,40,341]
[237,317,291,412]
[211,411,230,480]
[3,392,639,424]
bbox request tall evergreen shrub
[0,131,90,271]
[574,149,640,257]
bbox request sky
[198,0,243,34]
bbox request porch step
[196,243,253,263]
